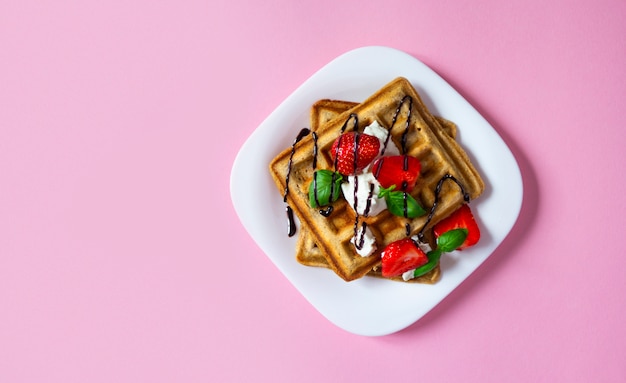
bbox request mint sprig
[378,186,426,218]
[436,228,468,253]
[308,170,343,208]
[413,228,469,277]
[413,249,443,277]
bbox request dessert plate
[230,46,522,336]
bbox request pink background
[1,1,625,382]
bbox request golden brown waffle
[269,77,484,282]
[296,99,457,283]
[309,99,457,140]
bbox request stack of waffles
[269,77,484,282]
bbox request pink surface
[1,0,625,381]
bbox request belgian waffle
[269,77,484,281]
[296,99,458,283]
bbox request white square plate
[230,46,522,336]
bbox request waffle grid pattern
[269,78,483,281]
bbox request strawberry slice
[330,132,380,175]
[372,155,421,192]
[380,238,429,277]
[433,204,480,250]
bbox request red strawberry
[433,204,480,250]
[372,155,421,192]
[380,238,429,277]
[330,132,380,175]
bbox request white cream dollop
[402,269,416,282]
[351,224,377,257]
[363,120,400,158]
[341,173,386,217]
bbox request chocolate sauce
[398,96,413,154]
[341,113,359,133]
[383,96,415,235]
[351,132,362,212]
[327,173,339,214]
[332,114,359,171]
[312,171,321,208]
[286,206,296,237]
[355,223,368,250]
[312,142,339,216]
[363,183,375,217]
[319,206,333,217]
[346,96,416,245]
[283,128,311,203]
[283,128,311,237]
[398,98,413,234]
[329,112,369,247]
[312,170,340,212]
[311,131,318,169]
[347,120,371,250]
[417,174,470,242]
[373,157,384,178]
[403,188,411,236]
[381,95,413,156]
[353,183,375,250]
[402,188,409,218]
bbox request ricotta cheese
[341,173,386,217]
[351,224,377,257]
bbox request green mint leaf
[308,170,343,208]
[437,228,468,252]
[377,185,395,199]
[413,249,442,277]
[384,191,426,218]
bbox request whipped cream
[351,224,377,257]
[364,120,400,158]
[402,269,416,282]
[341,173,386,217]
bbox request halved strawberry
[330,132,380,175]
[433,204,480,250]
[372,155,421,192]
[380,238,429,277]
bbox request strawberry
[380,238,429,277]
[372,155,421,192]
[330,132,380,175]
[433,204,480,250]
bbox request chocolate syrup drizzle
[388,96,415,237]
[281,96,436,251]
[417,174,470,243]
[311,131,318,169]
[283,128,311,237]
[353,183,375,250]
[330,113,369,249]
[350,130,364,249]
[311,128,339,217]
[349,97,414,249]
